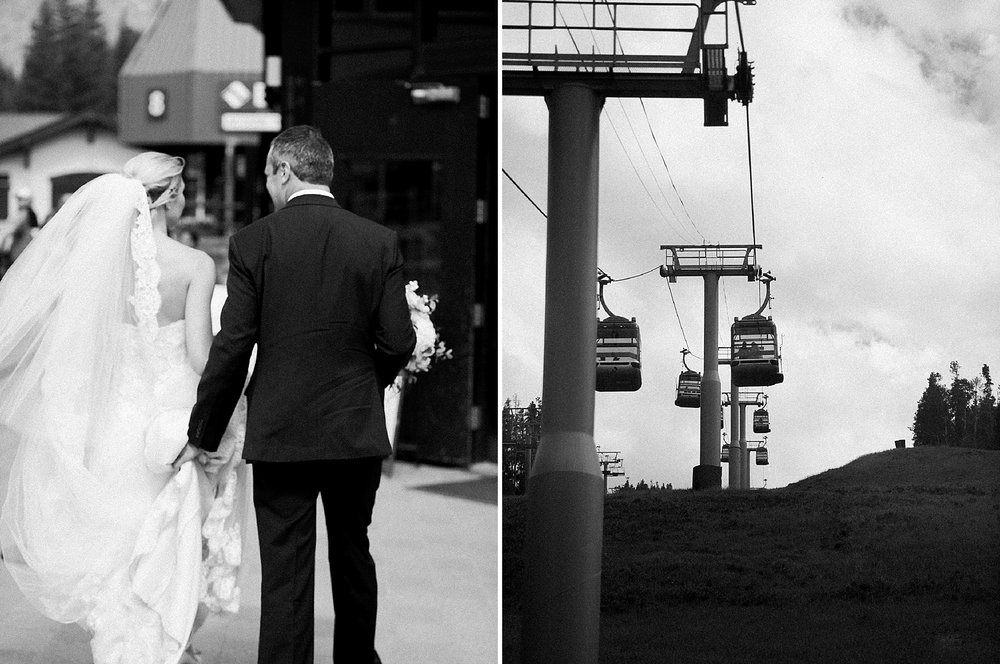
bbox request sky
[501,0,1000,489]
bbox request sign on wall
[219,80,280,133]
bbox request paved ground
[0,459,498,664]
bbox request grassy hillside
[503,447,1000,663]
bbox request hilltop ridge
[789,446,1000,491]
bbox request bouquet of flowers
[400,280,452,384]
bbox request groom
[181,125,415,663]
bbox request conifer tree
[17,0,65,111]
[0,62,17,110]
[980,364,999,450]
[16,0,118,115]
[996,393,1000,450]
[912,372,948,446]
[947,361,974,446]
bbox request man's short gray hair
[268,125,335,186]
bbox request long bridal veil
[0,173,164,621]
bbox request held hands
[171,443,200,471]
[198,448,231,474]
[170,443,230,473]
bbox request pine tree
[16,0,116,115]
[0,62,17,110]
[17,0,65,110]
[947,361,974,446]
[980,365,999,450]
[996,394,1000,450]
[912,372,949,446]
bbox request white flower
[223,535,242,565]
[403,281,450,381]
[215,575,236,600]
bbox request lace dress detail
[128,202,161,344]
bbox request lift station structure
[503,2,756,662]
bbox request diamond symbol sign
[221,81,252,110]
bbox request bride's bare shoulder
[157,235,216,278]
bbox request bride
[0,153,248,664]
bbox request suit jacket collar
[284,194,342,211]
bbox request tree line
[609,478,672,493]
[501,396,541,495]
[0,0,140,116]
[912,362,999,449]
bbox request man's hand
[198,448,231,474]
[172,443,200,472]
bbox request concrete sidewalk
[0,460,498,664]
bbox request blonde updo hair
[122,152,185,209]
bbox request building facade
[0,113,142,222]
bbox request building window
[0,174,9,220]
[332,0,363,11]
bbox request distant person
[0,154,249,664]
[14,188,39,230]
[0,189,39,273]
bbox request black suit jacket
[187,194,416,461]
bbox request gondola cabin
[753,408,770,433]
[756,447,769,465]
[731,314,784,387]
[596,316,641,391]
[721,444,730,463]
[675,370,701,407]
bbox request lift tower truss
[596,448,625,494]
[504,3,756,662]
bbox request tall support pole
[223,136,237,235]
[523,83,605,664]
[729,376,741,489]
[739,404,749,489]
[694,273,722,490]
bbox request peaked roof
[122,0,263,77]
[0,113,64,145]
[0,112,116,158]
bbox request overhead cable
[502,168,547,219]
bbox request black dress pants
[253,457,383,664]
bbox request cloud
[842,0,1000,127]
[811,319,893,348]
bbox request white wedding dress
[0,174,248,664]
[75,320,247,664]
